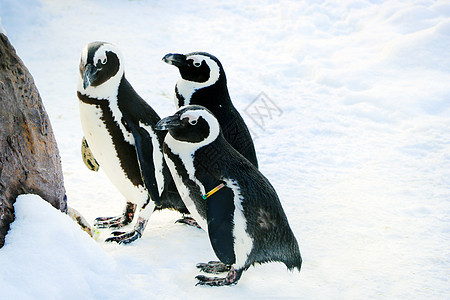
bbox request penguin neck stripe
[202,182,226,200]
[77,91,108,105]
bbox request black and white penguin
[155,105,301,286]
[162,52,258,168]
[77,41,188,244]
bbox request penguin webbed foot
[93,216,127,228]
[104,216,148,245]
[195,266,242,287]
[94,217,121,228]
[105,230,141,244]
[196,261,231,274]
[93,202,136,229]
[175,216,201,229]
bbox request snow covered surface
[1,0,449,298]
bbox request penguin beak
[83,64,98,89]
[162,53,188,68]
[155,115,183,131]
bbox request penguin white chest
[78,101,147,204]
[163,152,208,231]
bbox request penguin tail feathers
[283,242,302,272]
[286,254,302,272]
[249,245,302,273]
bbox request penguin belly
[163,153,208,231]
[79,102,148,207]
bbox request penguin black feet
[175,216,201,229]
[105,230,141,244]
[196,261,231,274]
[104,216,148,245]
[94,216,127,228]
[195,266,243,287]
[93,202,136,229]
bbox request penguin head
[163,52,223,85]
[155,105,221,149]
[78,41,124,97]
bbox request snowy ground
[1,0,450,298]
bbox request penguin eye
[189,119,198,125]
[96,57,107,67]
[193,61,202,68]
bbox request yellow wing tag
[202,183,226,200]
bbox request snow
[1,0,449,298]
[0,195,133,299]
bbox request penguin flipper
[207,186,236,266]
[81,137,100,172]
[126,121,162,206]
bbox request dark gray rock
[0,33,67,248]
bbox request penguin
[155,105,302,286]
[162,52,258,168]
[77,41,189,244]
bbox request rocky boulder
[0,33,67,248]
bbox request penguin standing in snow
[162,52,258,168]
[77,41,188,244]
[156,105,301,286]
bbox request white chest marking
[164,146,206,229]
[78,99,147,207]
[163,151,208,231]
[175,79,196,108]
[222,178,254,269]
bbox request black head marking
[80,42,121,88]
[170,114,210,143]
[156,105,221,145]
[90,51,120,86]
[179,57,210,82]
[163,52,224,84]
